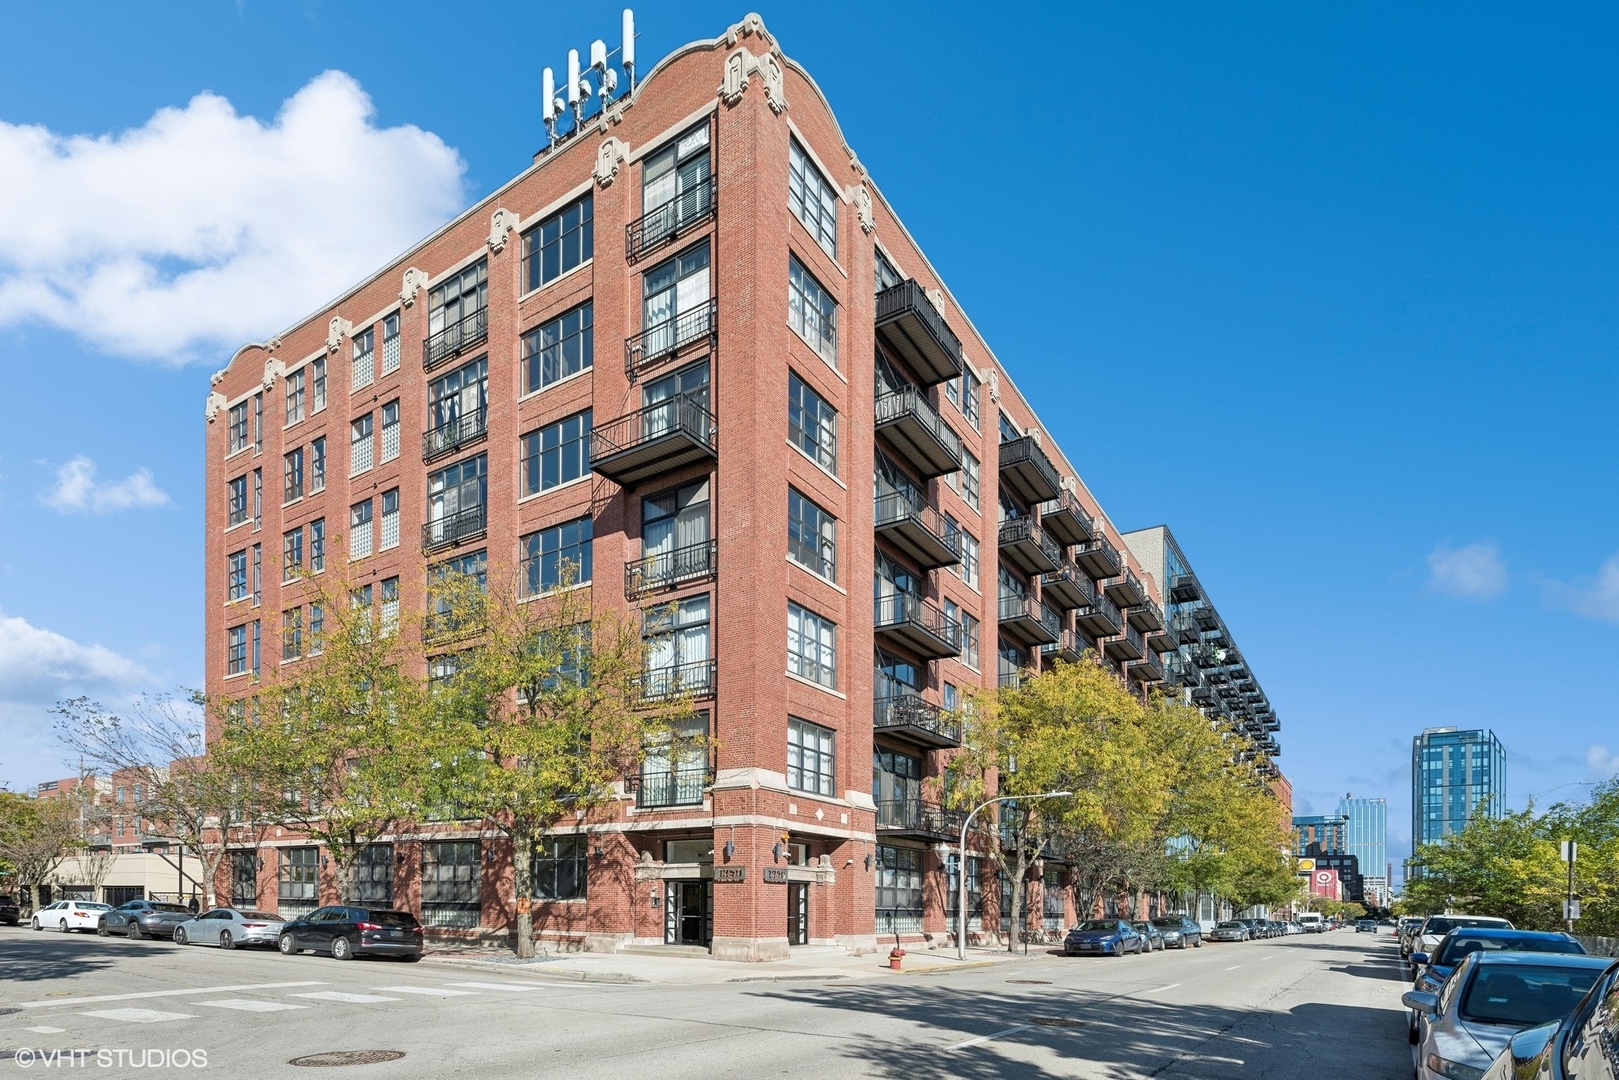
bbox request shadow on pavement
[0,930,186,987]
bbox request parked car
[1414,914,1515,961]
[1131,920,1165,952]
[277,906,424,961]
[1268,920,1287,937]
[1405,951,1612,1080]
[1476,957,1619,1080]
[1235,918,1268,939]
[0,894,19,926]
[1398,915,1427,957]
[1210,920,1251,942]
[173,908,286,950]
[30,899,111,933]
[1151,915,1204,949]
[1356,918,1377,933]
[98,899,192,940]
[1064,919,1145,957]
[1407,928,1589,1043]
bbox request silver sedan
[173,908,285,950]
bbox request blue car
[1064,919,1145,957]
[1407,927,1587,1044]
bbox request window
[643,594,711,698]
[350,499,373,559]
[787,372,837,473]
[957,449,980,511]
[311,437,326,492]
[428,260,488,346]
[788,256,837,365]
[380,577,399,635]
[312,357,327,413]
[308,602,324,654]
[522,303,593,394]
[285,370,305,424]
[352,326,374,390]
[788,139,838,258]
[252,468,262,530]
[641,480,710,586]
[533,835,587,901]
[226,625,247,676]
[522,196,594,293]
[957,369,982,429]
[227,550,248,602]
[961,611,980,670]
[352,843,393,906]
[787,716,835,796]
[282,607,302,660]
[380,495,399,553]
[252,544,261,605]
[428,550,487,636]
[350,413,373,475]
[227,476,248,527]
[381,313,400,375]
[231,851,258,907]
[282,527,303,580]
[787,602,836,688]
[427,454,487,544]
[380,401,400,463]
[421,840,480,929]
[641,124,711,241]
[278,847,318,918]
[309,519,325,573]
[521,411,591,495]
[283,447,304,503]
[787,488,836,581]
[959,530,980,589]
[641,243,712,360]
[639,712,706,806]
[876,845,923,935]
[874,248,903,294]
[999,411,1021,444]
[228,402,248,453]
[522,516,593,594]
[253,393,263,450]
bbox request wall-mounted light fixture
[649,888,660,909]
[593,845,605,862]
[772,842,784,863]
[864,852,874,871]
[723,839,735,860]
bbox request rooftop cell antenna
[542,67,559,145]
[623,9,636,94]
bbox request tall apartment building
[1412,727,1505,850]
[1337,794,1387,903]
[202,13,1256,960]
[1293,814,1346,856]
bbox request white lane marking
[1140,983,1181,994]
[25,1026,65,1034]
[81,1008,197,1023]
[945,1024,1030,1051]
[371,985,481,997]
[447,981,545,992]
[16,981,325,1009]
[1225,965,1242,971]
[291,991,400,1004]
[196,999,309,1013]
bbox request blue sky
[2,2,1616,884]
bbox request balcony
[1074,592,1124,638]
[874,691,962,749]
[589,393,717,487]
[874,279,963,386]
[1038,562,1094,611]
[1037,491,1095,548]
[422,408,488,464]
[624,298,717,376]
[423,307,489,372]
[1127,651,1164,684]
[1170,658,1204,688]
[629,766,713,809]
[998,593,1060,647]
[875,798,967,842]
[624,177,716,263]
[625,540,717,600]
[997,670,1023,690]
[1189,643,1226,669]
[1170,573,1201,603]
[874,593,961,661]
[638,659,717,702]
[998,435,1062,505]
[1191,685,1216,705]
[1170,612,1202,645]
[1073,536,1123,581]
[1103,624,1147,663]
[1103,569,1148,609]
[1128,595,1165,633]
[422,503,487,553]
[875,387,962,478]
[873,492,960,570]
[1146,630,1175,654]
[1040,630,1087,666]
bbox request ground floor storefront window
[422,840,481,928]
[875,844,922,936]
[278,846,317,920]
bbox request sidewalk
[419,942,1058,985]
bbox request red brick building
[203,13,1193,960]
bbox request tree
[0,789,84,910]
[426,561,695,958]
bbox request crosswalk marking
[945,1025,1030,1052]
[16,981,325,1009]
[25,1026,65,1034]
[291,992,400,1004]
[372,985,481,997]
[82,1008,197,1023]
[447,982,545,992]
[196,999,309,1013]
[1140,983,1181,994]
[1225,965,1242,971]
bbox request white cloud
[0,608,150,708]
[0,70,466,363]
[39,455,169,514]
[1587,744,1619,779]
[1427,540,1508,599]
[1542,553,1619,623]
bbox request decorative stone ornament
[724,12,774,48]
[487,208,520,254]
[400,267,429,307]
[926,287,945,313]
[719,47,788,113]
[720,48,750,106]
[759,52,787,114]
[262,358,285,389]
[593,137,630,187]
[205,391,226,422]
[988,369,1001,404]
[326,316,352,353]
[853,184,875,234]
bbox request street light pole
[957,791,1072,961]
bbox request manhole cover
[289,1050,406,1067]
[1030,1017,1084,1027]
[1007,979,1051,984]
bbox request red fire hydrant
[888,947,905,971]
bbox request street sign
[1560,840,1578,863]
[1564,900,1581,920]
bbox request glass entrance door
[665,881,711,946]
[788,883,809,946]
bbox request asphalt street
[0,926,1412,1078]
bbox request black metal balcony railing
[423,307,489,372]
[874,691,962,747]
[421,503,487,553]
[630,765,712,809]
[589,393,718,486]
[422,408,489,463]
[624,298,717,375]
[1128,595,1165,633]
[997,516,1061,576]
[1075,592,1124,637]
[1170,573,1202,603]
[1128,651,1164,684]
[1036,491,1096,548]
[874,386,962,478]
[998,593,1061,646]
[1038,562,1096,611]
[638,659,717,702]
[1074,536,1123,581]
[873,491,961,570]
[875,798,968,839]
[1040,630,1087,665]
[874,592,962,660]
[1103,569,1149,609]
[624,540,717,599]
[624,178,716,262]
[874,279,964,386]
[998,435,1062,505]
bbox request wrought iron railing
[625,540,717,599]
[874,386,962,459]
[875,798,967,837]
[1037,490,1096,541]
[624,298,717,374]
[873,692,961,743]
[422,408,488,463]
[624,178,717,262]
[637,659,716,702]
[997,517,1060,565]
[590,393,716,464]
[998,593,1060,637]
[1076,536,1123,576]
[874,592,962,651]
[872,492,961,556]
[630,766,712,809]
[421,503,487,553]
[875,279,962,364]
[998,435,1062,496]
[423,307,488,372]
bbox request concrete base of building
[837,934,879,955]
[711,935,790,963]
[579,932,633,954]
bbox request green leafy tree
[0,788,84,911]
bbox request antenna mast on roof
[542,9,636,150]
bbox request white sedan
[30,900,112,933]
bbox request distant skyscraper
[1412,728,1506,850]
[1292,814,1346,855]
[1339,794,1387,903]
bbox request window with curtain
[787,602,836,688]
[787,488,836,581]
[641,242,711,358]
[642,123,711,237]
[788,717,836,796]
[641,479,709,588]
[639,712,708,808]
[642,594,710,697]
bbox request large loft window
[788,138,838,258]
[522,302,593,394]
[426,259,488,369]
[788,256,837,366]
[522,195,593,293]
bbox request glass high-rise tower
[1411,728,1505,850]
[1338,795,1387,903]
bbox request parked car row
[1065,916,1206,956]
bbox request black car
[1150,915,1203,949]
[0,894,19,926]
[277,906,424,961]
[99,900,191,940]
[1238,918,1272,939]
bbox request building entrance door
[788,883,809,945]
[665,881,711,946]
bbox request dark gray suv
[99,900,191,940]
